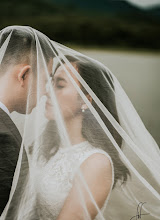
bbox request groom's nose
[39,81,47,97]
[44,86,49,98]
[45,75,52,92]
[44,90,49,98]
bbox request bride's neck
[65,115,86,146]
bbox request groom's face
[21,58,53,114]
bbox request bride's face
[45,63,83,121]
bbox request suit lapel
[0,108,22,146]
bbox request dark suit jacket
[0,108,22,214]
[0,108,29,219]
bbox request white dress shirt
[0,101,10,116]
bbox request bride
[0,26,160,220]
[34,55,130,220]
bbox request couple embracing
[0,26,159,220]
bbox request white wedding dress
[34,141,114,220]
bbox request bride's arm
[57,153,112,220]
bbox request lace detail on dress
[35,141,114,220]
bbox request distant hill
[148,6,160,19]
[0,0,59,17]
[0,0,160,50]
[50,0,141,12]
[0,0,160,19]
[48,0,160,20]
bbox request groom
[0,26,54,215]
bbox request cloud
[126,0,160,8]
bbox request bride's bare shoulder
[80,152,112,176]
[78,152,113,192]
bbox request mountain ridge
[0,0,159,19]
[0,0,159,50]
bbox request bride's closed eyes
[52,77,67,89]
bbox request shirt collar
[0,101,10,117]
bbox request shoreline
[64,44,160,55]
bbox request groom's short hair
[0,26,56,74]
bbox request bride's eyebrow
[53,76,67,83]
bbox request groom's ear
[18,65,31,87]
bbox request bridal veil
[0,26,160,220]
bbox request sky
[125,0,160,8]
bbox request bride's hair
[58,55,130,188]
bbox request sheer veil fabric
[0,26,159,220]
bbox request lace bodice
[35,141,114,220]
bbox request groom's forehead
[47,58,54,78]
[48,58,54,71]
[35,58,53,81]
